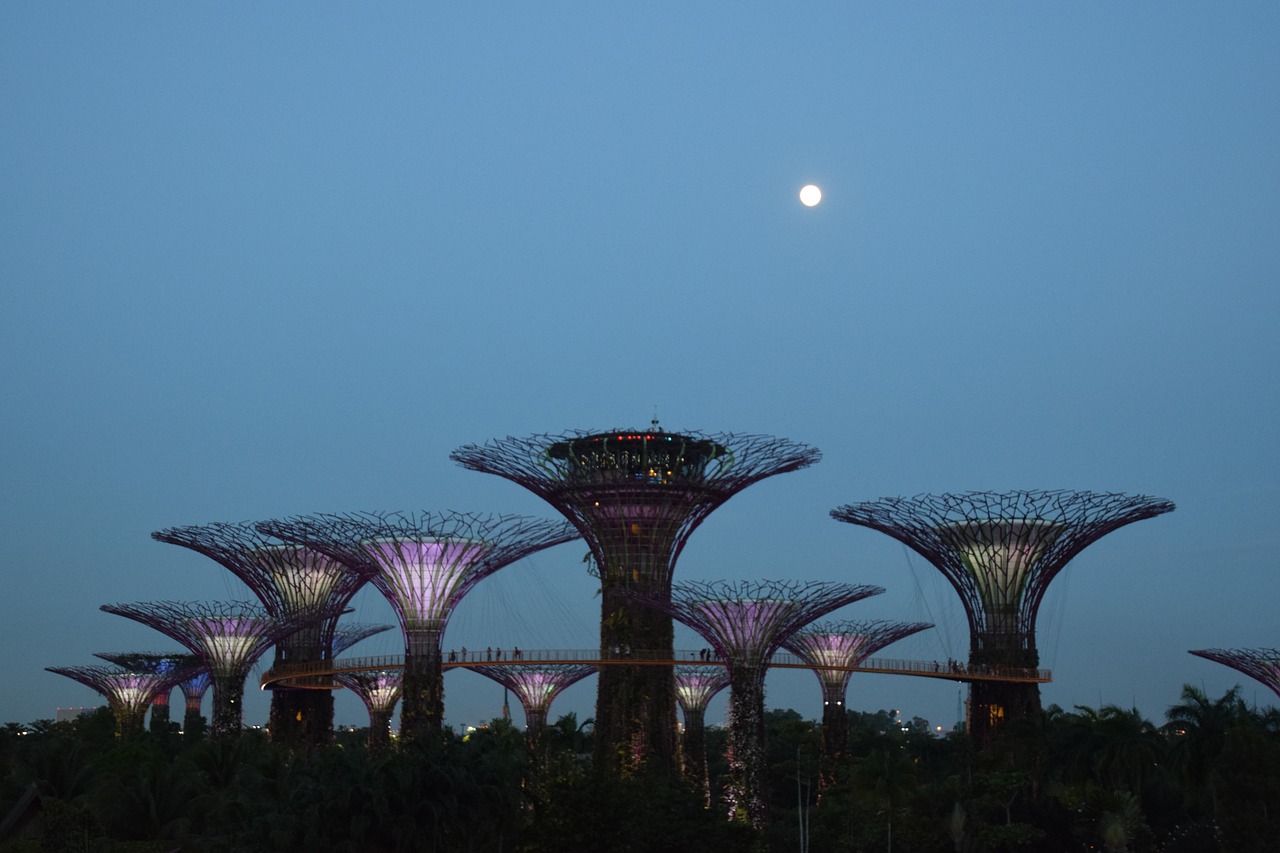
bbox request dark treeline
[1,685,1277,852]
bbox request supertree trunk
[149,691,172,736]
[401,630,444,740]
[969,632,1041,747]
[368,708,394,750]
[211,675,246,739]
[819,681,849,776]
[725,667,769,828]
[682,706,711,804]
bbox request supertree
[831,490,1175,746]
[94,652,200,736]
[258,511,578,741]
[452,425,821,774]
[467,664,596,753]
[151,521,375,745]
[627,579,883,828]
[783,620,932,778]
[674,665,731,803]
[333,669,403,750]
[1189,648,1280,700]
[178,668,212,738]
[46,664,183,740]
[101,600,336,739]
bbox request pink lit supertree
[627,579,882,828]
[333,669,403,750]
[832,490,1174,745]
[1189,648,1280,700]
[151,522,375,745]
[467,664,596,752]
[178,668,212,738]
[452,426,821,774]
[101,601,336,738]
[93,652,200,736]
[783,620,931,778]
[47,664,190,740]
[258,511,578,741]
[674,665,731,803]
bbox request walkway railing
[260,648,1051,689]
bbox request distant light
[799,184,822,207]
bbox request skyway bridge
[261,648,1051,691]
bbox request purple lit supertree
[467,664,596,752]
[47,664,182,740]
[783,620,931,776]
[333,669,403,750]
[452,426,821,774]
[101,601,335,739]
[627,579,882,828]
[258,511,578,741]
[674,665,731,803]
[178,668,212,738]
[1189,648,1280,700]
[831,490,1175,746]
[93,652,200,736]
[151,522,375,745]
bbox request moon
[799,184,822,207]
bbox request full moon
[799,184,822,207]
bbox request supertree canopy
[674,665,731,802]
[1189,648,1280,699]
[331,622,395,657]
[451,426,821,774]
[257,511,578,740]
[831,490,1175,745]
[151,521,376,745]
[783,620,932,772]
[334,669,403,750]
[47,664,181,740]
[468,664,596,750]
[101,600,335,739]
[628,579,882,828]
[93,652,200,736]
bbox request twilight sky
[2,4,1277,733]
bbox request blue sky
[2,3,1277,732]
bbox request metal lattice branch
[331,623,395,657]
[93,652,202,682]
[831,491,1175,639]
[47,665,174,739]
[1190,648,1280,700]
[468,664,596,739]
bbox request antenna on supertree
[333,669,403,751]
[452,427,821,774]
[466,664,596,754]
[100,600,337,739]
[331,623,395,657]
[1189,648,1280,701]
[178,667,212,738]
[783,620,932,778]
[46,664,188,740]
[93,652,200,736]
[152,521,375,745]
[627,579,882,828]
[257,511,578,741]
[674,665,731,804]
[831,490,1175,746]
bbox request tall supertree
[831,490,1175,746]
[1190,648,1280,700]
[674,665,731,803]
[47,664,183,740]
[94,652,200,736]
[258,511,578,741]
[178,668,212,738]
[101,601,334,739]
[151,522,375,745]
[452,426,821,774]
[628,579,882,828]
[783,620,932,777]
[467,664,596,753]
[333,669,403,750]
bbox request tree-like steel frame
[466,663,596,752]
[257,511,578,741]
[93,652,201,736]
[674,665,731,803]
[626,579,882,829]
[451,427,821,775]
[47,663,193,740]
[783,619,932,776]
[334,668,404,750]
[101,600,338,739]
[831,490,1175,745]
[178,668,212,738]
[1189,647,1280,700]
[152,521,376,745]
